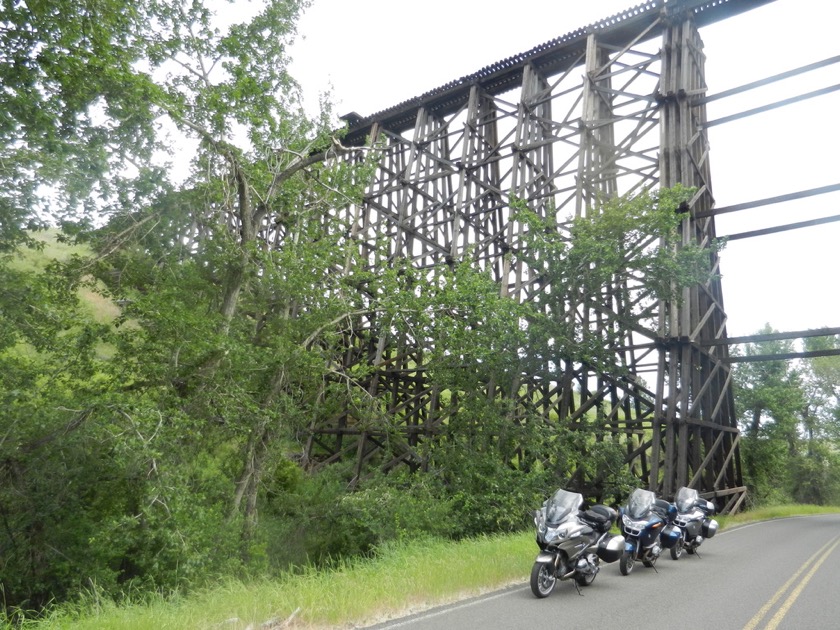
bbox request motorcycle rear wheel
[619,551,635,576]
[530,562,557,598]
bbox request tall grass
[11,534,534,630]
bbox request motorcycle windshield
[675,487,699,512]
[544,489,583,525]
[626,488,655,519]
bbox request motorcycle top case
[660,523,681,548]
[580,505,616,534]
[597,534,625,563]
[702,518,719,538]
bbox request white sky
[288,0,840,338]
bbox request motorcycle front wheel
[619,551,635,576]
[670,537,685,560]
[530,561,557,598]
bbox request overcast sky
[288,0,840,339]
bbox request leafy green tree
[513,186,716,375]
[1,0,166,242]
[734,328,803,440]
[794,335,840,504]
[732,327,805,504]
[733,328,840,506]
[802,334,840,440]
[0,0,386,608]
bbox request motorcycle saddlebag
[660,523,681,548]
[597,534,625,563]
[702,518,719,538]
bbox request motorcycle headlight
[622,514,646,529]
[545,527,562,543]
[535,510,547,535]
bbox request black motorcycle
[670,486,718,559]
[530,488,625,598]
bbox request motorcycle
[669,486,719,559]
[530,488,625,598]
[617,487,679,575]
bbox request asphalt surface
[366,514,840,630]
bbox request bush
[261,469,455,569]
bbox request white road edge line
[375,585,529,628]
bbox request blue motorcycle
[617,488,679,575]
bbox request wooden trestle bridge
[301,0,840,513]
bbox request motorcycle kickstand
[573,580,583,596]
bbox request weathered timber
[296,0,836,514]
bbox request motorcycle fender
[535,552,556,564]
[624,538,637,554]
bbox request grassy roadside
[713,503,840,529]
[10,504,840,630]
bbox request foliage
[1,0,355,611]
[513,185,719,373]
[0,0,166,243]
[733,327,840,506]
[267,471,456,564]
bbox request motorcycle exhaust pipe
[550,554,575,580]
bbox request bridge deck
[343,0,775,145]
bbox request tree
[795,334,840,504]
[1,0,165,243]
[802,334,840,440]
[74,0,388,557]
[732,327,805,503]
[733,328,840,506]
[1,0,386,607]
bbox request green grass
[11,504,840,630]
[10,230,87,271]
[714,503,840,530]
[11,534,534,630]
[8,231,121,361]
[11,230,120,325]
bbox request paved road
[366,514,840,629]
